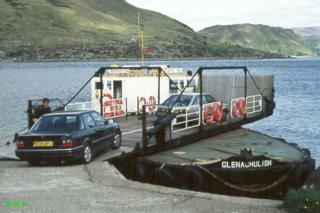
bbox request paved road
[0,160,286,213]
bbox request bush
[283,187,320,213]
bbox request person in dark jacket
[33,98,51,122]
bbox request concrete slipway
[0,160,285,213]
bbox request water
[0,58,319,164]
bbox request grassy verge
[283,167,320,213]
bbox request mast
[138,12,144,66]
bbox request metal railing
[231,95,262,118]
[65,102,99,111]
[246,95,262,115]
[171,106,201,132]
[64,98,127,119]
[103,98,127,119]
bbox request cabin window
[170,80,179,93]
[106,81,112,90]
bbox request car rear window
[32,115,80,133]
[162,95,193,107]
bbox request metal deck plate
[143,128,303,165]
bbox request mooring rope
[196,162,298,193]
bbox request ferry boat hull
[110,128,315,199]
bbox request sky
[126,0,320,31]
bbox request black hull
[113,151,315,199]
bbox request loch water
[0,58,319,164]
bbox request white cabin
[88,65,198,118]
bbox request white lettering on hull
[221,160,272,169]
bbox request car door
[82,113,101,152]
[90,111,114,149]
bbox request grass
[283,187,320,213]
[0,0,307,59]
[199,24,314,56]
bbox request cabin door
[113,81,122,99]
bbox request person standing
[33,98,51,123]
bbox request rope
[247,69,264,98]
[196,162,298,193]
[62,71,98,108]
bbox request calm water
[0,58,319,164]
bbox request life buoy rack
[204,103,223,125]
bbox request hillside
[0,0,197,60]
[199,24,313,56]
[0,0,298,60]
[292,27,320,55]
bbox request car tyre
[111,132,122,149]
[80,143,93,164]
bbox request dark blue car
[15,110,122,165]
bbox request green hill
[0,0,199,60]
[0,1,301,60]
[292,27,320,55]
[199,24,313,56]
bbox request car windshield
[162,95,193,107]
[32,115,80,133]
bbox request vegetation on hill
[292,27,320,55]
[0,0,312,60]
[199,24,313,56]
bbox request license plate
[33,141,53,147]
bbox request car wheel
[111,132,122,149]
[80,143,93,164]
[28,160,40,166]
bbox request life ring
[204,103,223,125]
[204,104,215,125]
[103,93,113,118]
[238,98,246,115]
[139,97,147,113]
[103,93,113,106]
[148,96,157,112]
[231,99,239,118]
[212,103,223,122]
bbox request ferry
[59,65,314,199]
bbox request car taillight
[16,141,25,149]
[61,139,76,148]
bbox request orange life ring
[212,103,223,122]
[204,104,214,125]
[204,103,223,125]
[238,98,246,115]
[148,96,157,112]
[103,93,113,118]
[232,98,246,118]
